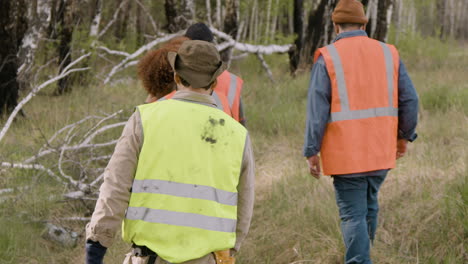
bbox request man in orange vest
[303,0,418,263]
[160,23,245,125]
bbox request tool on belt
[132,244,157,264]
[213,250,235,264]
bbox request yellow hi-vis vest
[122,99,247,263]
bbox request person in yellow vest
[303,0,418,263]
[85,40,255,264]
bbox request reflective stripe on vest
[216,71,243,121]
[316,36,399,175]
[131,179,238,206]
[326,43,397,122]
[122,99,247,263]
[126,207,237,233]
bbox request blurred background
[0,0,466,263]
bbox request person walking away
[161,23,246,126]
[303,0,419,263]
[86,40,255,264]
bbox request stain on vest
[201,116,226,144]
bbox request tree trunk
[89,0,103,38]
[373,0,393,42]
[265,0,272,42]
[114,0,132,41]
[135,3,144,46]
[288,0,304,74]
[364,0,378,38]
[180,0,195,22]
[56,0,75,94]
[222,0,239,64]
[0,0,28,116]
[17,0,51,87]
[165,0,178,33]
[216,0,222,29]
[304,0,337,62]
[205,0,213,27]
[270,0,280,41]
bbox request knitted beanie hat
[332,0,368,24]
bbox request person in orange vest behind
[303,1,419,263]
[160,23,246,126]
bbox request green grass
[0,37,467,263]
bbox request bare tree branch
[256,53,275,82]
[103,31,183,84]
[98,0,129,39]
[211,27,293,54]
[1,162,65,184]
[97,46,130,57]
[134,0,158,33]
[0,53,91,144]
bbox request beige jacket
[86,91,255,264]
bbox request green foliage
[388,27,453,69]
[420,83,468,114]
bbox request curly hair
[137,36,189,99]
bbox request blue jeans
[333,174,387,264]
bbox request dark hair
[177,75,214,90]
[337,23,364,30]
[185,22,214,43]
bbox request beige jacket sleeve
[233,134,255,252]
[86,111,142,248]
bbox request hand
[306,155,321,179]
[396,139,408,159]
[86,240,107,264]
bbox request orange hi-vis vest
[216,71,243,122]
[159,71,243,122]
[314,36,399,175]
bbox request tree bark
[222,0,239,63]
[165,0,179,33]
[216,0,222,29]
[17,0,51,87]
[205,0,213,27]
[89,0,103,38]
[288,0,303,74]
[0,0,28,116]
[114,0,132,41]
[373,0,393,42]
[56,0,75,94]
[135,3,144,46]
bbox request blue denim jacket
[303,30,419,177]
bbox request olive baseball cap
[168,40,226,88]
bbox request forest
[0,0,467,263]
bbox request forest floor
[0,41,466,263]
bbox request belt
[132,244,157,264]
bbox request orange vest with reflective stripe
[314,36,399,175]
[159,71,243,122]
[216,71,243,122]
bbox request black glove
[86,240,107,264]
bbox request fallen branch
[0,53,91,143]
[211,27,293,54]
[103,31,183,84]
[1,162,65,185]
[97,46,130,57]
[256,53,275,83]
